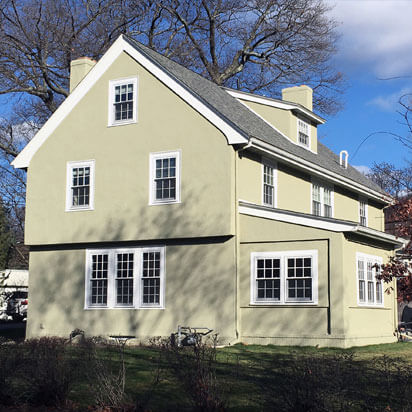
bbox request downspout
[234,141,252,342]
[327,238,331,335]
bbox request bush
[160,335,227,412]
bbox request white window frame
[85,247,165,309]
[297,118,311,148]
[149,150,181,205]
[356,252,383,307]
[250,250,318,305]
[262,158,277,208]
[359,198,368,226]
[311,179,334,218]
[66,160,95,212]
[108,77,138,126]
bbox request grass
[1,334,411,411]
[76,341,412,411]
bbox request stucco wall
[26,238,237,343]
[238,214,396,347]
[237,152,384,227]
[240,100,318,153]
[342,236,396,346]
[239,214,348,347]
[25,51,235,245]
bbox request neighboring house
[12,35,403,347]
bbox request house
[12,35,404,347]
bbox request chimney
[70,57,96,93]
[282,85,313,111]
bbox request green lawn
[1,337,411,411]
[73,342,412,411]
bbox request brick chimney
[69,57,96,93]
[282,85,313,111]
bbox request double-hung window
[251,250,318,305]
[262,160,277,207]
[359,199,368,226]
[108,77,138,126]
[312,181,333,217]
[298,119,310,148]
[85,247,165,309]
[66,160,95,211]
[356,253,383,306]
[150,151,181,205]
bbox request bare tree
[132,0,344,115]
[0,0,342,261]
[367,162,412,199]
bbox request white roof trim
[239,200,404,247]
[226,89,325,124]
[249,137,392,204]
[239,201,355,232]
[12,35,247,169]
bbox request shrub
[160,335,227,412]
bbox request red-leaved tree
[377,197,412,301]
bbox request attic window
[298,119,310,148]
[108,77,138,126]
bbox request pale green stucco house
[13,35,403,347]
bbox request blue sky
[322,0,412,171]
[2,0,411,173]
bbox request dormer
[226,86,325,154]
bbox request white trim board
[12,35,247,169]
[238,201,405,247]
[226,89,325,124]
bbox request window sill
[66,206,94,212]
[248,302,319,307]
[108,119,137,127]
[350,305,388,310]
[84,306,165,310]
[149,200,181,206]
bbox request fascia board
[239,201,404,247]
[354,226,406,248]
[12,36,126,169]
[249,137,391,204]
[12,35,247,169]
[239,201,355,232]
[226,89,325,124]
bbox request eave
[239,200,405,248]
[225,88,326,125]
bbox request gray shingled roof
[125,36,386,196]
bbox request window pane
[376,282,382,304]
[154,156,177,201]
[287,256,312,301]
[116,253,134,305]
[71,167,90,207]
[255,258,281,301]
[113,82,134,121]
[359,280,365,302]
[90,254,108,305]
[142,251,161,305]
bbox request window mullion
[108,250,115,308]
[281,256,285,303]
[134,250,141,308]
